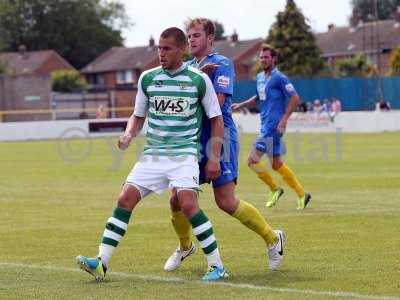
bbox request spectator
[331,98,342,114]
[297,102,307,113]
[330,98,342,121]
[322,99,331,113]
[96,105,108,119]
[376,100,391,111]
[313,99,322,114]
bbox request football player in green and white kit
[76,27,228,282]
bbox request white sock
[206,248,223,269]
[98,244,114,267]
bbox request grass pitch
[0,132,399,300]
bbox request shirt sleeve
[280,74,298,98]
[133,73,149,117]
[200,73,222,119]
[212,58,234,95]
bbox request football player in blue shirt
[232,43,311,210]
[164,19,285,274]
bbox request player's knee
[117,188,139,211]
[177,192,198,218]
[215,191,238,215]
[179,201,197,217]
[247,157,257,167]
[216,198,236,215]
[117,192,131,210]
[272,160,282,171]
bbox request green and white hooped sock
[98,207,132,267]
[190,210,223,269]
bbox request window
[116,70,135,84]
[96,74,105,86]
[88,73,105,86]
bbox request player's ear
[179,43,188,53]
[207,34,215,45]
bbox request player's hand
[205,160,221,182]
[277,117,288,134]
[200,63,219,75]
[118,133,133,150]
[231,103,241,111]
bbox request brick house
[80,35,262,116]
[214,34,262,81]
[315,18,400,75]
[0,48,74,121]
[80,38,159,117]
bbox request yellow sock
[277,163,305,197]
[171,211,192,250]
[249,162,279,191]
[232,200,278,246]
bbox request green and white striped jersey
[134,63,221,158]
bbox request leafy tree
[214,20,226,41]
[335,54,377,77]
[0,0,132,69]
[389,47,400,75]
[266,0,325,77]
[351,0,400,23]
[52,70,88,92]
[0,58,7,75]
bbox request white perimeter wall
[0,112,399,142]
[234,111,400,134]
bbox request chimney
[231,30,238,43]
[149,36,155,48]
[328,23,335,31]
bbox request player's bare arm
[277,94,300,134]
[231,95,258,111]
[118,114,145,150]
[216,93,227,107]
[205,115,224,182]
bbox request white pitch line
[0,262,399,300]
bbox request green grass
[0,133,400,300]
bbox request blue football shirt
[188,52,238,143]
[256,68,297,135]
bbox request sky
[119,0,352,47]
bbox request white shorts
[125,155,199,199]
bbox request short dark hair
[160,27,187,48]
[261,43,278,58]
[185,18,215,36]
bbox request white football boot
[164,242,196,271]
[267,230,285,270]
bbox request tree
[51,70,88,92]
[266,0,325,77]
[0,58,7,75]
[0,0,132,69]
[214,20,226,41]
[351,0,400,23]
[335,54,377,77]
[389,47,400,75]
